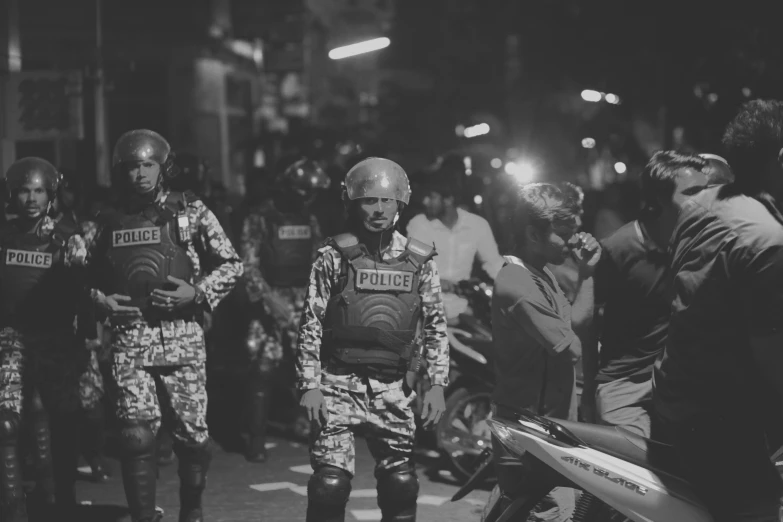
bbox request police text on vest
[278,225,312,240]
[355,269,414,292]
[113,227,161,247]
[5,249,53,268]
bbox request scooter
[453,403,714,521]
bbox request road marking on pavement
[79,501,92,505]
[464,498,485,507]
[289,485,308,496]
[290,442,303,448]
[290,464,313,474]
[351,508,383,521]
[417,494,449,506]
[437,469,455,479]
[77,466,92,474]
[265,442,278,449]
[351,489,377,498]
[250,482,298,492]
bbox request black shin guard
[306,465,352,522]
[245,378,270,463]
[118,420,158,521]
[0,411,27,521]
[28,396,55,504]
[376,461,419,522]
[174,440,212,522]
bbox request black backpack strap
[403,237,436,269]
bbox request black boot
[0,411,27,522]
[28,399,56,506]
[175,440,212,522]
[245,384,269,463]
[82,405,110,482]
[119,421,159,522]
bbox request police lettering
[278,225,312,240]
[112,227,161,247]
[355,269,413,292]
[5,249,53,268]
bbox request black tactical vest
[323,233,435,378]
[261,210,314,287]
[100,191,195,320]
[0,217,79,332]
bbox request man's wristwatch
[193,286,207,307]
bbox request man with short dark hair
[487,183,600,520]
[699,153,734,185]
[582,151,710,436]
[406,173,503,321]
[654,100,783,520]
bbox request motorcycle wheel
[437,386,493,482]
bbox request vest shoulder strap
[404,237,436,268]
[328,233,363,260]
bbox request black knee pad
[0,410,20,444]
[308,465,352,508]
[175,439,213,489]
[118,420,156,457]
[376,461,419,510]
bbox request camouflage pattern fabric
[79,348,105,411]
[112,362,209,445]
[296,230,449,392]
[87,193,243,367]
[310,374,417,476]
[0,328,82,416]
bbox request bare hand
[573,232,602,278]
[151,276,196,311]
[300,389,329,429]
[420,385,446,429]
[97,294,142,319]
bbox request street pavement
[66,434,491,522]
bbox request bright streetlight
[582,137,596,149]
[605,93,621,105]
[490,158,502,169]
[581,89,602,102]
[614,161,627,174]
[463,123,490,138]
[473,195,483,205]
[329,37,391,60]
[505,161,536,184]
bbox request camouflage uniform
[89,190,241,444]
[297,230,449,518]
[75,219,104,411]
[88,188,242,521]
[0,213,91,517]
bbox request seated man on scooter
[488,183,601,520]
[653,100,783,521]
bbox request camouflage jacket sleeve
[239,212,271,302]
[419,257,450,387]
[296,246,337,391]
[192,200,244,311]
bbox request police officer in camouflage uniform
[0,158,91,520]
[297,157,449,522]
[87,130,243,522]
[240,158,329,462]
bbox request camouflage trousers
[310,372,418,476]
[0,327,82,417]
[112,359,209,446]
[246,286,307,376]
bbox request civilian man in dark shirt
[488,183,600,520]
[582,152,710,436]
[654,100,783,521]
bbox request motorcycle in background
[453,404,713,522]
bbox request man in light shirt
[406,174,504,321]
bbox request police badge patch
[355,268,414,292]
[112,227,162,247]
[5,249,53,268]
[278,225,312,240]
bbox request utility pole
[0,0,21,177]
[93,0,110,187]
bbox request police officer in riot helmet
[296,158,449,521]
[168,152,210,197]
[87,129,242,522]
[0,157,89,520]
[239,158,329,463]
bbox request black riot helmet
[275,158,331,201]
